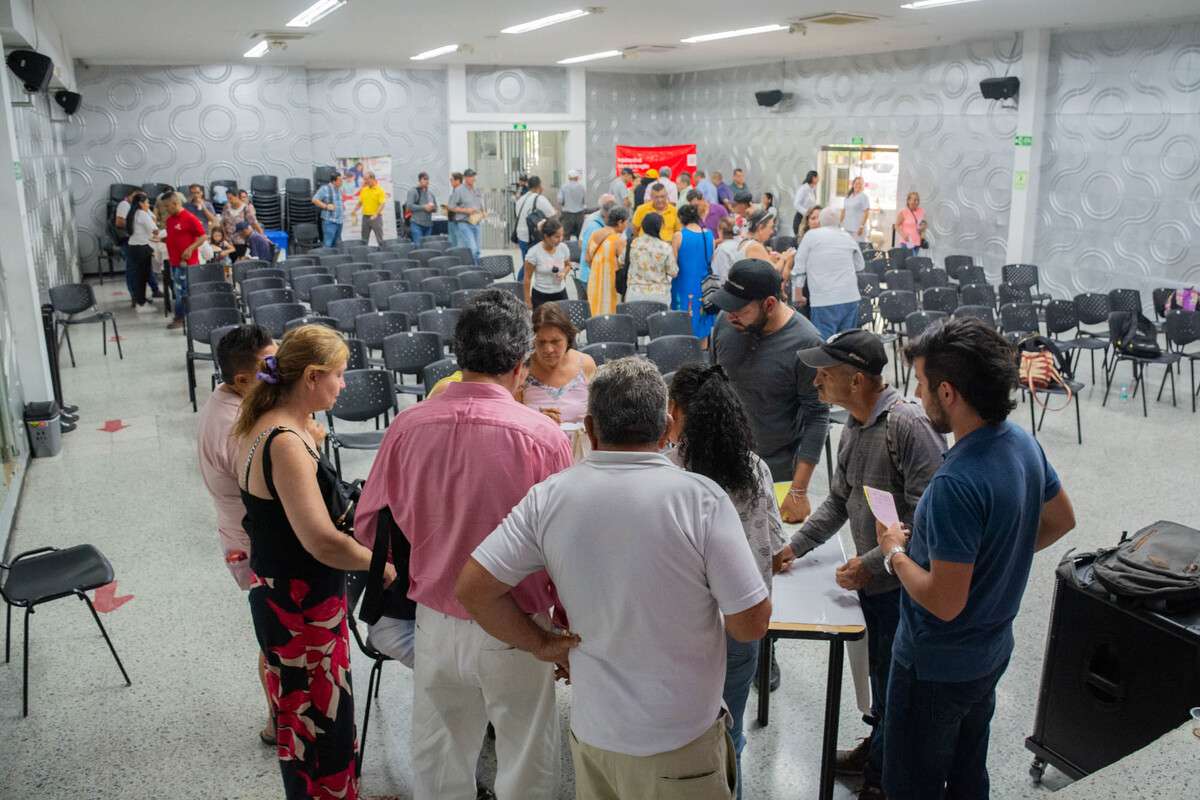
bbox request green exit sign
[513,123,528,131]
[850,136,864,146]
[1014,135,1033,147]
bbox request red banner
[614,144,698,179]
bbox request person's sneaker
[835,736,872,776]
[135,303,155,314]
[857,785,886,799]
[166,318,184,330]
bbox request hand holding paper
[863,486,900,526]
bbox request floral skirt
[250,572,358,800]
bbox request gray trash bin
[24,401,62,458]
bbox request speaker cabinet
[755,89,785,108]
[5,49,53,93]
[1026,559,1200,780]
[980,76,1020,101]
[53,90,81,115]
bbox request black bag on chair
[358,506,416,625]
[1110,311,1161,358]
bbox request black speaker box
[54,90,81,115]
[6,49,53,93]
[1026,558,1200,780]
[980,76,1020,101]
[755,89,785,108]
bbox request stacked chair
[285,178,317,247]
[250,175,282,231]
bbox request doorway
[818,145,900,248]
[468,130,568,250]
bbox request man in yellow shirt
[631,183,680,242]
[357,171,389,245]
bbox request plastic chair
[428,256,459,274]
[352,270,391,299]
[382,331,443,397]
[456,271,492,291]
[186,307,241,411]
[1102,312,1179,417]
[291,222,320,252]
[418,308,462,351]
[254,303,307,338]
[318,254,353,268]
[916,267,949,292]
[999,283,1032,308]
[368,280,408,311]
[366,252,395,266]
[388,292,436,318]
[292,273,335,303]
[1158,310,1200,413]
[402,267,439,286]
[1107,288,1142,316]
[647,310,692,339]
[586,314,637,345]
[921,286,959,315]
[646,335,703,374]
[876,290,918,384]
[479,255,515,280]
[423,357,461,396]
[189,281,234,298]
[856,273,881,300]
[552,299,592,333]
[616,301,669,340]
[421,276,462,308]
[246,288,296,316]
[883,270,915,293]
[1,544,132,717]
[325,369,396,480]
[999,303,1040,341]
[188,263,227,286]
[953,304,997,328]
[581,341,637,365]
[446,247,475,266]
[49,284,123,367]
[327,298,376,334]
[944,254,973,280]
[335,263,372,286]
[310,283,356,315]
[355,311,411,352]
[409,249,442,267]
[1002,264,1051,304]
[905,256,933,275]
[242,276,287,299]
[232,260,274,285]
[383,240,415,257]
[344,337,370,371]
[960,283,996,309]
[887,248,909,271]
[185,292,238,315]
[956,265,987,286]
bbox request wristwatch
[883,545,906,576]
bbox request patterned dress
[625,235,678,306]
[241,427,358,800]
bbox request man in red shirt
[162,192,207,329]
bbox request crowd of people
[194,222,1075,798]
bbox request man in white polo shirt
[457,357,771,800]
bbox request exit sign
[513,123,528,131]
[1014,135,1033,147]
[850,136,864,145]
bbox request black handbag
[358,505,416,625]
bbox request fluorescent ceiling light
[680,24,789,44]
[243,41,271,58]
[287,0,347,28]
[411,44,459,61]
[557,49,622,64]
[899,0,982,9]
[502,9,591,35]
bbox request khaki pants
[569,715,737,800]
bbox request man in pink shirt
[355,289,573,800]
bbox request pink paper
[864,486,900,526]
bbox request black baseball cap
[733,190,754,205]
[711,259,781,312]
[463,168,477,177]
[798,329,888,375]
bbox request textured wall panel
[585,72,673,197]
[1035,21,1200,306]
[465,66,568,114]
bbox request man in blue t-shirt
[876,318,1076,800]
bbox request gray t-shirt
[713,311,831,481]
[842,192,871,241]
[558,181,586,213]
[405,186,436,227]
[448,184,482,222]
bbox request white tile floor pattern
[1,274,1198,799]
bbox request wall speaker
[53,90,81,115]
[980,76,1019,101]
[755,89,785,108]
[5,49,53,93]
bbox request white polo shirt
[792,225,865,307]
[473,450,767,757]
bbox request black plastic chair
[319,254,353,269]
[450,289,486,309]
[581,341,637,365]
[380,259,418,279]
[586,314,637,345]
[352,270,391,299]
[1108,288,1142,316]
[383,240,415,256]
[446,247,475,266]
[255,303,308,339]
[233,260,275,285]
[857,297,875,329]
[1000,303,1040,341]
[189,281,234,297]
[1002,264,1050,304]
[956,265,987,286]
[456,271,492,291]
[292,273,335,303]
[646,335,703,374]
[402,267,439,286]
[246,288,296,317]
[366,252,394,266]
[887,247,909,271]
[186,307,242,411]
[953,304,997,328]
[1102,312,1179,417]
[944,254,973,280]
[921,286,959,315]
[327,298,376,334]
[1,545,132,717]
[286,256,319,267]
[325,369,396,480]
[345,245,371,262]
[285,315,338,332]
[445,265,479,279]
[355,311,411,353]
[188,263,228,286]
[960,283,996,309]
[479,254,515,280]
[383,331,443,397]
[998,283,1033,308]
[421,276,462,308]
[185,292,239,315]
[292,222,320,252]
[857,273,881,300]
[242,276,288,299]
[552,299,592,333]
[49,284,123,367]
[883,270,915,293]
[647,310,692,339]
[336,263,372,286]
[409,249,442,267]
[418,308,461,351]
[616,301,668,340]
[344,337,370,371]
[428,256,459,275]
[863,258,887,279]
[310,283,356,315]
[368,280,408,311]
[388,292,436,318]
[905,256,933,275]
[902,311,948,392]
[1053,295,1108,381]
[423,357,461,396]
[1020,361,1085,445]
[916,267,948,292]
[1157,310,1200,413]
[288,265,332,285]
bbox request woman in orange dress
[585,206,629,316]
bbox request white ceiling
[44,0,1200,72]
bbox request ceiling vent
[621,44,679,57]
[249,31,310,43]
[794,12,879,26]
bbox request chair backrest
[410,248,442,267]
[1043,299,1078,337]
[417,307,462,346]
[352,270,391,298]
[548,299,592,332]
[1164,309,1200,347]
[446,247,474,266]
[309,283,355,315]
[402,267,439,285]
[883,270,915,293]
[646,310,692,339]
[344,245,370,262]
[383,331,443,374]
[450,289,486,309]
[421,276,462,307]
[455,270,491,290]
[1001,263,1040,290]
[944,254,973,278]
[491,281,523,298]
[319,253,353,267]
[1073,292,1111,327]
[368,280,408,310]
[355,311,411,349]
[616,301,669,337]
[478,254,515,280]
[242,276,288,297]
[856,272,881,299]
[189,264,228,286]
[921,286,959,315]
[292,222,319,246]
[888,247,909,270]
[953,304,997,328]
[999,303,1040,336]
[246,287,295,313]
[285,315,338,332]
[381,259,419,278]
[189,281,235,297]
[1107,288,1142,315]
[187,307,242,346]
[186,292,239,314]
[422,357,461,395]
[292,273,335,301]
[422,240,450,252]
[956,265,987,285]
[388,291,437,317]
[645,335,703,374]
[1152,287,1177,319]
[343,337,369,370]
[286,255,319,267]
[916,267,948,291]
[335,262,372,286]
[383,241,416,257]
[877,290,918,324]
[242,267,286,288]
[428,256,459,274]
[586,313,638,344]
[998,282,1032,307]
[329,368,395,422]
[366,252,394,266]
[254,302,308,338]
[232,260,272,284]
[904,310,947,341]
[857,297,874,328]
[327,298,377,333]
[580,341,637,365]
[960,283,996,309]
[905,256,933,274]
[864,257,888,279]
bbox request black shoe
[151,290,164,298]
[835,736,872,776]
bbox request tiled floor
[1,271,1197,799]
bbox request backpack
[522,194,548,244]
[1109,310,1161,358]
[1016,335,1073,410]
[1082,521,1200,612]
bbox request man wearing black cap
[711,258,829,525]
[774,329,946,799]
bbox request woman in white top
[126,193,159,311]
[522,217,572,309]
[792,170,819,236]
[840,176,871,243]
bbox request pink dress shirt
[196,385,253,588]
[354,381,573,620]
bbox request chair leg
[111,317,123,359]
[357,659,382,777]
[1138,363,1148,418]
[374,664,383,700]
[101,318,108,356]
[823,431,833,486]
[1037,397,1049,432]
[186,355,198,413]
[78,591,132,688]
[4,601,10,663]
[1074,392,1082,444]
[23,606,31,717]
[1192,360,1196,414]
[1169,365,1177,407]
[63,323,76,368]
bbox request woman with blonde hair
[235,324,394,800]
[895,190,927,255]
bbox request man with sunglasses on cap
[773,329,946,800]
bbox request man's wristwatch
[883,545,906,576]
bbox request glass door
[818,145,900,247]
[469,130,567,250]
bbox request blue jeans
[723,633,759,800]
[447,220,461,248]
[517,240,532,282]
[882,658,1009,800]
[410,222,431,245]
[860,589,902,788]
[811,300,861,340]
[322,220,342,248]
[459,223,481,263]
[171,265,190,319]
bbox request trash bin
[24,401,62,458]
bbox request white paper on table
[769,536,865,629]
[863,485,900,527]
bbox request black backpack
[521,193,548,244]
[1109,310,1161,358]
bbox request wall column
[1005,28,1050,264]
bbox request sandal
[260,714,277,746]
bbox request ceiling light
[243,41,271,58]
[502,9,592,35]
[680,24,790,44]
[557,49,622,64]
[286,0,347,28]
[899,0,982,9]
[411,44,460,61]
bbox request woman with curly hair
[666,364,785,799]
